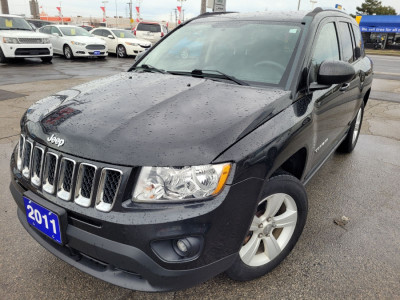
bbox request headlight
[42,38,50,44]
[133,163,231,202]
[71,41,86,46]
[125,42,138,46]
[2,37,19,44]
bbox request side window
[92,29,101,36]
[310,22,340,82]
[103,30,112,37]
[338,22,354,63]
[352,24,364,59]
[50,26,61,36]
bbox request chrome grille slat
[31,146,44,187]
[43,152,59,194]
[17,135,25,171]
[22,141,33,179]
[74,163,97,207]
[57,158,76,201]
[86,44,106,50]
[95,168,123,212]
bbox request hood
[24,72,291,166]
[64,35,105,45]
[0,30,48,38]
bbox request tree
[356,0,397,15]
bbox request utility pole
[128,0,133,29]
[174,8,177,27]
[115,0,118,27]
[0,0,9,14]
[200,0,206,14]
[297,0,301,10]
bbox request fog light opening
[174,238,191,257]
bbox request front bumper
[10,150,264,291]
[125,44,149,56]
[1,43,53,58]
[72,44,108,57]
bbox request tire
[41,56,53,63]
[64,45,74,60]
[0,47,7,63]
[226,174,308,281]
[117,45,127,58]
[337,102,364,153]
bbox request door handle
[340,83,350,91]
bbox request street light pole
[200,0,206,14]
[297,0,301,11]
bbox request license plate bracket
[23,193,67,244]
[93,51,101,55]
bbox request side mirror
[52,32,60,37]
[317,60,355,85]
[107,35,114,39]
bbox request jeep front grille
[22,141,33,178]
[57,158,76,201]
[43,152,59,194]
[95,169,122,212]
[31,146,44,186]
[17,135,125,213]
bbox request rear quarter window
[352,24,365,58]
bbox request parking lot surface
[0,55,399,299]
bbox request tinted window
[40,26,51,34]
[352,24,364,58]
[310,22,340,82]
[338,22,354,63]
[137,23,161,32]
[51,26,62,35]
[91,29,102,36]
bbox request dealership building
[356,15,400,49]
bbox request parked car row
[0,14,153,63]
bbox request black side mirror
[317,60,355,85]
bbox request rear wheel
[337,102,364,153]
[0,47,7,63]
[64,45,74,60]
[117,45,127,58]
[226,174,308,281]
[41,56,53,63]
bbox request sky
[5,0,400,22]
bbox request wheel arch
[363,88,371,107]
[272,147,308,180]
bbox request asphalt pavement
[0,55,399,299]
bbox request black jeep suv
[10,8,373,291]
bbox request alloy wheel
[240,193,298,267]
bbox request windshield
[59,26,92,37]
[137,21,301,85]
[112,30,135,39]
[0,16,32,31]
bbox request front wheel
[226,174,308,281]
[337,102,364,153]
[117,45,127,58]
[64,45,74,60]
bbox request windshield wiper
[191,69,249,86]
[135,64,167,74]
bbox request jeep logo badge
[47,134,65,147]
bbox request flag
[56,7,61,12]
[100,6,105,13]
[136,6,140,13]
[177,6,182,13]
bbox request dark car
[26,19,54,30]
[10,8,372,292]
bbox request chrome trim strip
[95,168,123,213]
[31,146,44,187]
[17,135,25,171]
[74,163,98,207]
[43,152,59,194]
[57,157,76,201]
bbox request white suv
[0,14,53,63]
[134,22,168,44]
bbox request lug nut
[267,217,272,222]
[258,233,263,238]
[258,223,263,228]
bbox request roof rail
[306,7,349,17]
[196,11,237,19]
